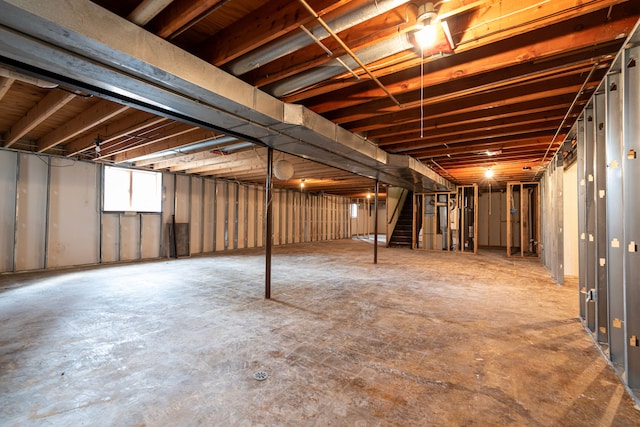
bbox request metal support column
[577,116,587,321]
[605,71,625,367]
[265,147,273,299]
[585,106,597,333]
[594,91,609,345]
[623,45,640,388]
[374,180,379,264]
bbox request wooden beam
[325,58,609,125]
[132,137,237,166]
[368,103,572,140]
[413,137,558,158]
[407,131,563,158]
[451,0,633,53]
[0,77,14,101]
[332,74,598,127]
[64,111,168,156]
[434,151,550,166]
[282,0,636,104]
[112,127,220,163]
[146,0,226,39]
[37,101,129,152]
[4,90,76,148]
[98,122,196,159]
[347,91,582,133]
[166,149,263,172]
[195,0,350,66]
[306,38,621,115]
[149,148,237,170]
[192,157,267,175]
[379,116,566,151]
[244,4,412,87]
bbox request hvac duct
[126,0,174,26]
[263,34,413,98]
[131,135,239,164]
[225,0,410,76]
[0,0,451,193]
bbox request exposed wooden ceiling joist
[3,89,75,148]
[0,0,637,194]
[0,76,13,101]
[37,101,129,153]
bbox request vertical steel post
[201,177,206,253]
[44,155,51,269]
[585,106,597,333]
[13,154,20,272]
[594,92,608,345]
[212,179,217,252]
[100,163,104,264]
[577,116,587,321]
[606,71,624,366]
[138,213,143,260]
[244,184,249,248]
[374,180,379,264]
[265,147,273,299]
[623,45,640,388]
[234,182,239,250]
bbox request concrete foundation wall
[0,148,349,273]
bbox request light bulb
[485,168,494,178]
[415,23,437,48]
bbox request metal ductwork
[263,34,414,98]
[0,0,452,193]
[225,0,410,76]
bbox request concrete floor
[1,239,639,426]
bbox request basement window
[103,166,162,213]
[351,203,358,218]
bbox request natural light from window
[103,166,162,212]
[351,202,358,219]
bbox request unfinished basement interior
[1,0,640,425]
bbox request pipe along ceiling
[0,0,451,192]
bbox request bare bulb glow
[485,169,494,178]
[415,23,437,48]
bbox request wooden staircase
[388,193,413,247]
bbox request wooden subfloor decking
[1,240,638,426]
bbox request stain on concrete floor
[0,239,638,426]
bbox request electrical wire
[420,46,424,139]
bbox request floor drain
[253,371,269,381]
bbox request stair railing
[386,188,409,247]
[388,188,407,225]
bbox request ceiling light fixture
[415,3,438,48]
[94,135,102,154]
[484,168,494,179]
[300,179,305,189]
[273,159,294,180]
